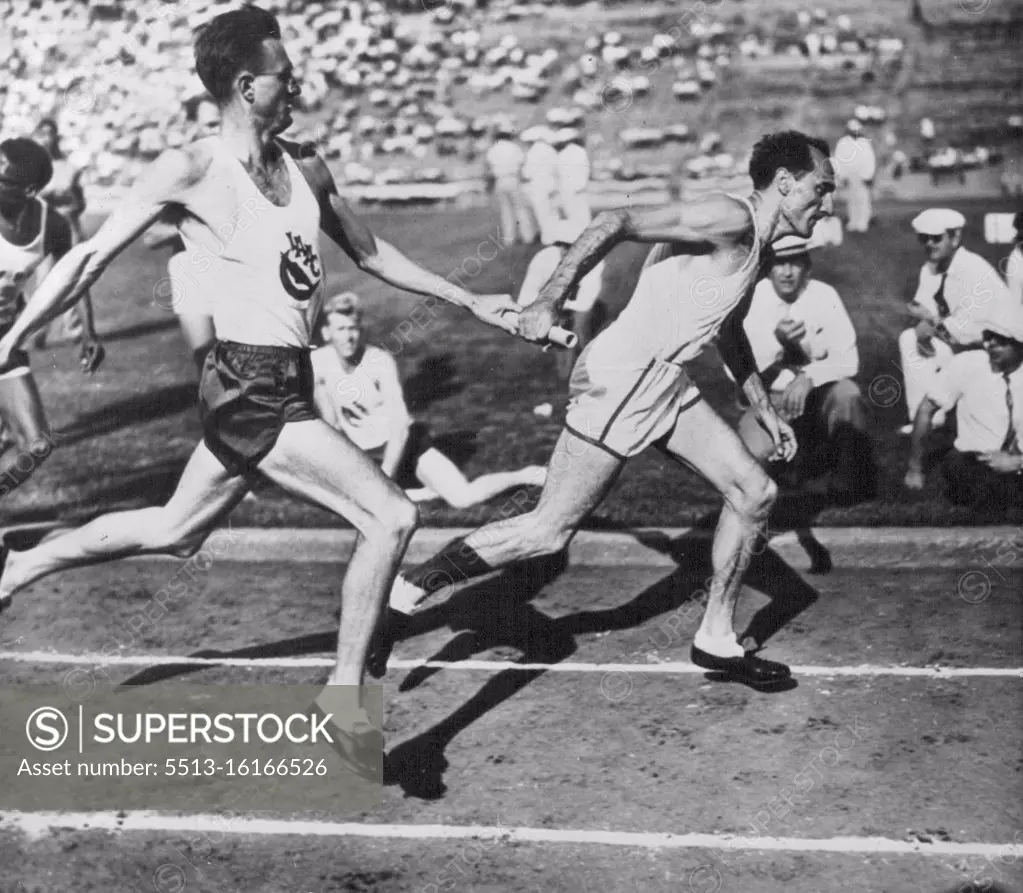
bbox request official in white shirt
[833,119,876,233]
[555,127,592,236]
[517,217,606,389]
[904,303,1023,514]
[897,208,1012,434]
[738,235,875,503]
[484,121,536,246]
[521,127,561,246]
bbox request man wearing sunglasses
[0,137,104,503]
[896,207,1011,435]
[904,305,1023,514]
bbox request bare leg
[658,400,782,667]
[390,429,622,614]
[413,447,546,509]
[0,441,249,606]
[255,419,419,689]
[0,372,53,499]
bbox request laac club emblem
[279,232,322,302]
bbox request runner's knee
[374,495,419,539]
[729,468,776,517]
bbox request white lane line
[0,811,1015,859]
[1,650,1021,678]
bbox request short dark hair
[749,131,830,191]
[0,138,53,189]
[36,118,58,133]
[194,6,282,104]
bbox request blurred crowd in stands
[2,0,1017,203]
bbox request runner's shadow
[630,504,823,649]
[385,521,818,800]
[385,554,575,800]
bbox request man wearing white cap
[522,127,561,245]
[738,235,874,502]
[904,303,1023,513]
[484,120,535,246]
[556,127,591,236]
[833,119,875,233]
[897,207,1011,434]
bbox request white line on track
[1,650,1021,678]
[0,811,1016,859]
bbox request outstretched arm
[519,195,753,342]
[295,147,519,335]
[0,147,199,362]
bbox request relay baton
[547,326,578,349]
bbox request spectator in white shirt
[738,235,875,503]
[521,127,561,246]
[312,292,546,508]
[517,217,606,400]
[483,121,536,246]
[904,304,1023,514]
[897,208,1013,434]
[833,119,876,233]
[555,127,591,236]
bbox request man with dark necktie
[897,208,1011,435]
[904,304,1023,514]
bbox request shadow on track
[382,497,825,800]
[112,496,825,801]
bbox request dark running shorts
[365,421,433,489]
[198,340,318,478]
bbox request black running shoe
[691,645,792,685]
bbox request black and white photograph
[0,0,1020,890]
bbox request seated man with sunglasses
[897,208,1011,435]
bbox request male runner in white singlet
[0,6,519,772]
[0,137,103,501]
[386,131,836,688]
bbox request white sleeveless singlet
[592,194,762,369]
[564,195,762,458]
[175,139,324,347]
[0,199,49,336]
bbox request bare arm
[40,210,98,343]
[1,147,201,355]
[534,196,753,314]
[293,146,518,332]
